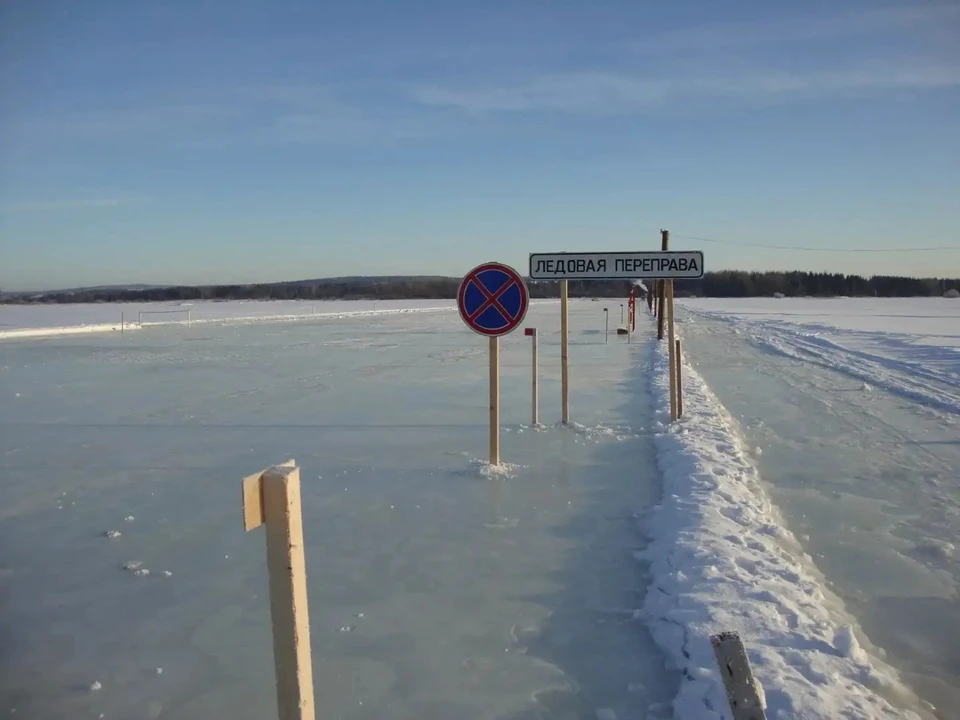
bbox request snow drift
[639,326,931,719]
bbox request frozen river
[0,300,677,720]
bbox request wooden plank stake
[604,308,609,343]
[529,329,539,425]
[675,338,684,418]
[711,632,767,720]
[667,280,677,422]
[242,460,315,720]
[490,336,500,464]
[121,311,124,335]
[560,279,569,424]
[657,230,669,340]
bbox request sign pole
[676,338,684,418]
[457,262,529,467]
[529,329,539,425]
[658,230,669,340]
[668,279,678,421]
[560,279,569,424]
[490,336,500,464]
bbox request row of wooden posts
[651,232,766,719]
[650,229,684,422]
[240,232,764,720]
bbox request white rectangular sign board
[529,251,704,280]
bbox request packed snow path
[678,302,960,719]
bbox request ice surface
[0,300,677,720]
[638,312,930,719]
[676,300,960,718]
[682,297,960,415]
[0,299,460,340]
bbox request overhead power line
[671,234,960,253]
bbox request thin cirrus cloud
[1,197,151,213]
[409,5,960,114]
[409,63,960,114]
[626,4,960,55]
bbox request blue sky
[1,0,958,290]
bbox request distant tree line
[676,271,958,298]
[2,271,957,304]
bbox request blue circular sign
[457,262,530,337]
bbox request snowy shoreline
[639,322,933,719]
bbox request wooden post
[711,632,767,720]
[560,280,570,424]
[647,284,654,312]
[604,308,609,343]
[490,336,500,464]
[658,230,669,340]
[675,338,684,418]
[620,303,624,326]
[668,280,677,421]
[530,329,539,425]
[121,311,124,335]
[242,461,316,720]
[138,310,143,326]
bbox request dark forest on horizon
[3,270,958,304]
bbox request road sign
[458,262,530,336]
[529,251,704,280]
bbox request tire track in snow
[687,309,960,417]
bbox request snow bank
[639,333,929,719]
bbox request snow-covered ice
[682,297,960,416]
[641,320,930,719]
[676,298,959,718]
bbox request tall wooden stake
[668,280,678,421]
[676,338,684,418]
[604,308,609,343]
[490,336,500,464]
[242,461,316,720]
[560,280,570,424]
[531,330,539,425]
[658,230,669,340]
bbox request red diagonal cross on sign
[466,270,519,323]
